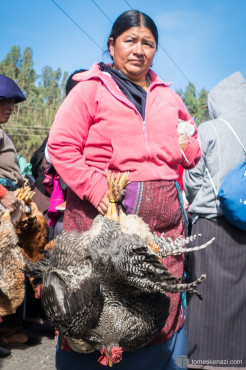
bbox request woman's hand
[178,133,189,151]
[97,190,110,216]
[0,191,20,213]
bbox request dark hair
[107,10,158,51]
[65,69,87,96]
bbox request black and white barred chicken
[26,172,214,367]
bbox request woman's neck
[112,65,150,89]
[135,76,150,90]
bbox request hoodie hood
[208,71,246,119]
[184,71,246,219]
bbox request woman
[0,75,26,354]
[0,75,41,354]
[48,10,201,370]
[0,74,25,213]
[183,72,246,368]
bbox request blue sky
[2,0,246,92]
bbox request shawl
[99,62,148,119]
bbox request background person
[48,10,201,370]
[0,74,25,213]
[29,69,87,237]
[183,71,246,367]
[0,74,42,351]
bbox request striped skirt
[186,217,246,369]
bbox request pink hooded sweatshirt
[48,63,201,208]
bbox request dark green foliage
[0,46,68,161]
[177,82,209,125]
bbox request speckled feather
[26,214,211,356]
[0,211,25,316]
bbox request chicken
[14,185,49,263]
[0,210,25,316]
[26,172,214,367]
[0,184,50,316]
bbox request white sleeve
[44,144,52,164]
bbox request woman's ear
[108,37,114,59]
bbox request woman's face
[0,99,15,124]
[108,26,157,83]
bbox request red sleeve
[177,165,184,191]
[0,184,8,199]
[181,136,202,169]
[177,95,202,169]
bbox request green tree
[0,46,68,161]
[0,45,22,80]
[197,88,210,123]
[183,82,198,119]
[19,47,37,95]
[177,83,209,125]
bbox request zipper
[143,120,159,179]
[142,87,159,180]
[86,74,161,179]
[143,120,150,160]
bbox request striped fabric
[186,217,246,369]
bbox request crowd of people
[0,9,245,370]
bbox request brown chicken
[0,184,50,316]
[14,185,49,263]
[0,210,25,316]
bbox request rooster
[26,172,214,367]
